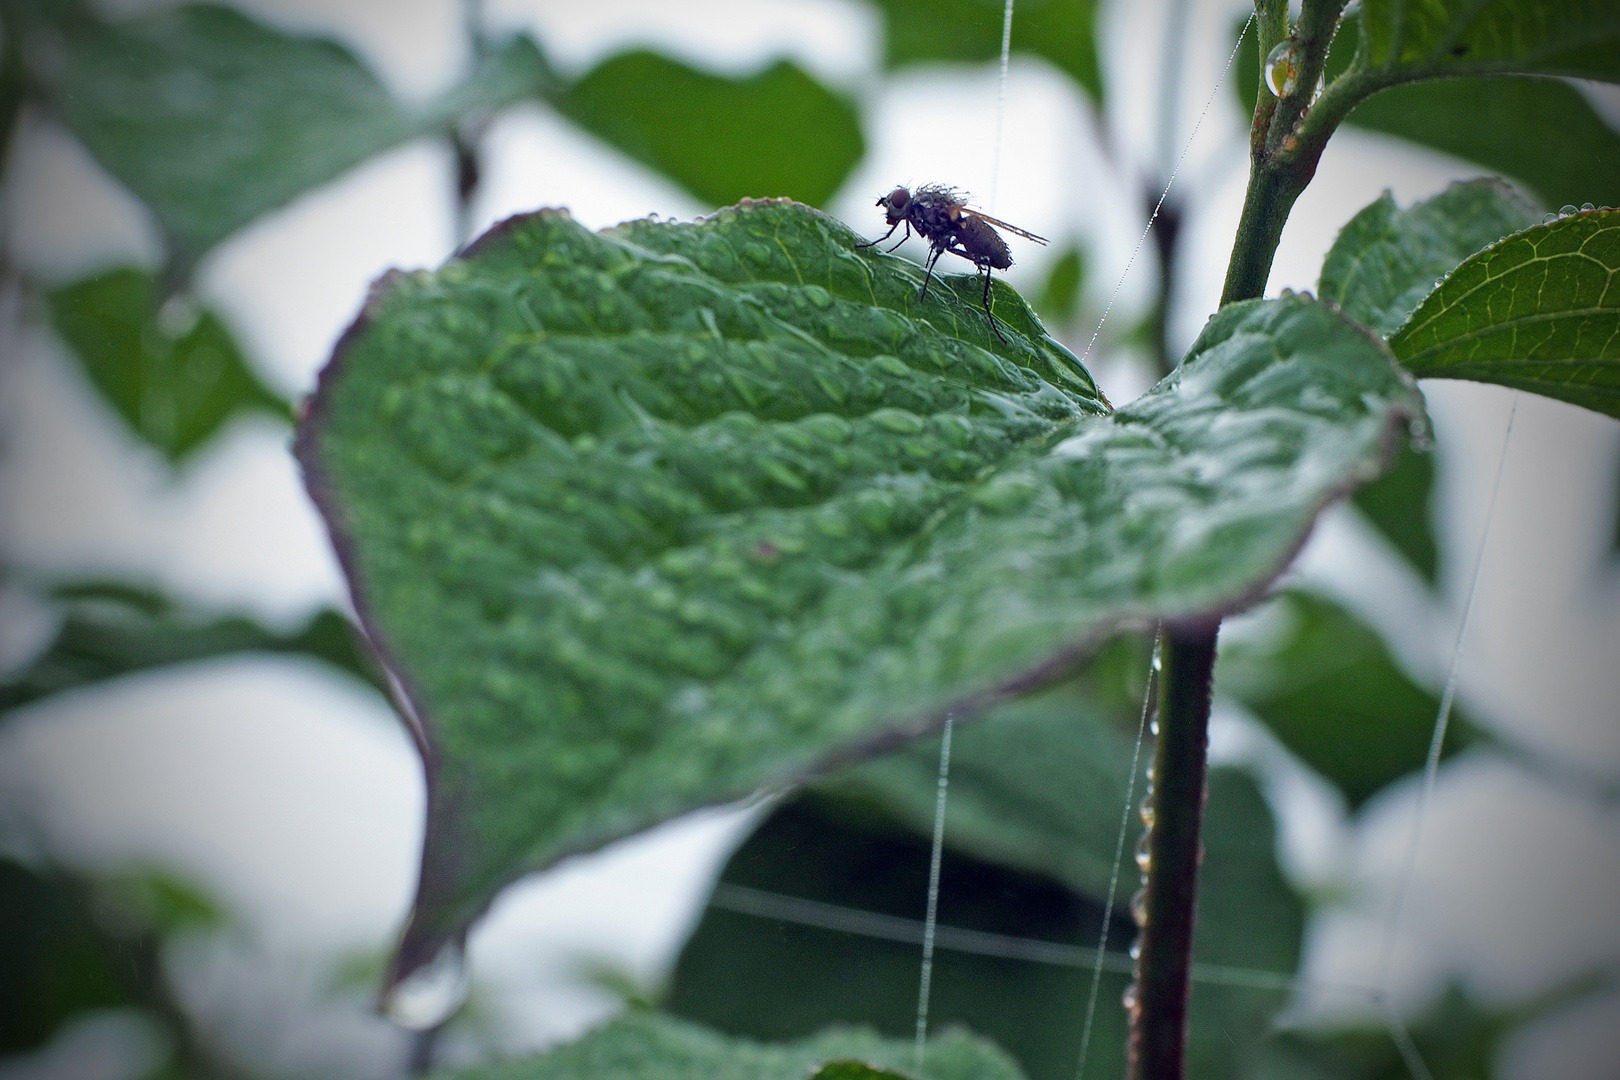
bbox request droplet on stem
[1264,40,1301,97]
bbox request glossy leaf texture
[670,762,1302,1080]
[1236,21,1620,210]
[1389,208,1620,417]
[1320,180,1540,339]
[0,583,383,715]
[297,199,1422,984]
[554,51,863,209]
[426,1011,1024,1080]
[45,268,289,462]
[1352,0,1620,81]
[1216,591,1479,810]
[868,0,1102,103]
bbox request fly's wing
[965,210,1048,245]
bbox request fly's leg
[855,221,899,249]
[918,245,945,303]
[884,222,913,253]
[979,263,1006,343]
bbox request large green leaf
[1319,180,1540,340]
[668,766,1301,1080]
[869,0,1102,103]
[0,582,383,715]
[1389,208,1620,417]
[14,3,549,275]
[1216,591,1480,810]
[429,1011,1024,1080]
[553,51,863,209]
[1353,0,1620,81]
[1235,20,1620,211]
[46,267,291,462]
[296,199,1421,983]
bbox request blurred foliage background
[1,0,1617,1078]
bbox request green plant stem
[1221,0,1349,305]
[1128,621,1218,1080]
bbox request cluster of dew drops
[1122,640,1165,1020]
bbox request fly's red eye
[888,187,909,210]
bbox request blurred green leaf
[1338,77,1620,212]
[1320,180,1540,339]
[20,2,414,273]
[428,1010,1025,1080]
[1353,0,1620,80]
[1033,246,1085,325]
[46,267,289,462]
[297,200,1420,985]
[870,0,1103,103]
[1236,20,1620,210]
[0,581,384,713]
[1390,208,1620,417]
[0,857,132,1053]
[0,7,23,175]
[668,766,1301,1080]
[1216,591,1479,810]
[815,667,1142,906]
[810,1063,920,1080]
[1348,441,1440,586]
[13,3,550,275]
[553,51,862,208]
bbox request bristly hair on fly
[856,183,1047,343]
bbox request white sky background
[1,0,1618,1076]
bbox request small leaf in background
[19,3,417,274]
[871,0,1103,104]
[0,581,383,714]
[1033,245,1085,325]
[1352,0,1620,80]
[811,1063,918,1080]
[1216,591,1479,810]
[554,52,863,208]
[668,766,1300,1080]
[1235,21,1620,211]
[297,200,1420,984]
[1390,208,1620,418]
[1319,180,1539,340]
[46,267,290,463]
[427,1010,1026,1080]
[1349,441,1440,586]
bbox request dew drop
[1129,938,1142,961]
[1129,886,1148,925]
[1149,718,1159,736]
[1560,204,1579,216]
[383,940,469,1031]
[1581,202,1596,212]
[1264,40,1301,97]
[1122,982,1139,1010]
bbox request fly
[856,183,1047,342]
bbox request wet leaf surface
[297,199,1420,982]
